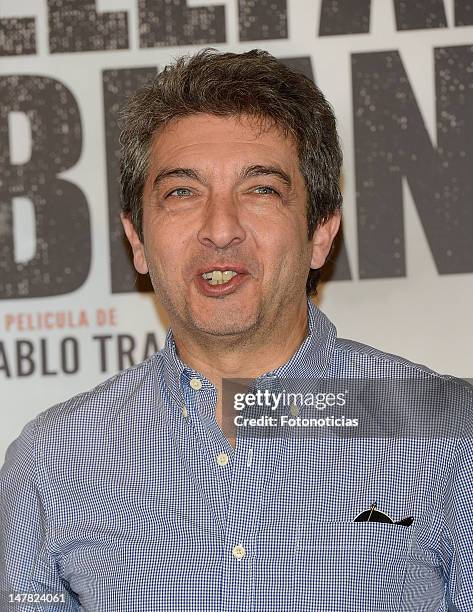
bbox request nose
[197,190,246,249]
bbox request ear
[121,213,148,275]
[310,211,341,269]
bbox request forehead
[147,113,299,171]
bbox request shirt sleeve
[444,397,473,611]
[0,418,80,612]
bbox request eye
[253,186,279,196]
[167,187,193,197]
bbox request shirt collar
[161,298,337,409]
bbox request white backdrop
[1,0,472,462]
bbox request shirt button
[290,403,299,416]
[189,378,202,391]
[216,452,229,466]
[232,544,246,559]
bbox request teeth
[222,270,236,282]
[201,270,238,285]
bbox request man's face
[123,113,336,339]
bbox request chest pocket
[293,521,413,612]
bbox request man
[1,49,472,611]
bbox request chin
[191,310,259,338]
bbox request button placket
[181,376,203,418]
[174,378,230,541]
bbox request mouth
[201,270,239,285]
[195,265,250,296]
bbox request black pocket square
[354,502,414,526]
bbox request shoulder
[19,351,165,450]
[333,336,469,386]
[331,337,473,431]
[1,352,167,498]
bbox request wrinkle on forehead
[142,113,305,205]
[148,114,298,176]
[152,111,290,143]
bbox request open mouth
[201,270,238,286]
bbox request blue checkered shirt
[1,300,472,611]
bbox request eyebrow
[239,164,292,188]
[152,168,205,191]
[151,164,293,191]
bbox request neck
[171,299,310,385]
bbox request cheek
[143,228,189,283]
[255,234,293,285]
[257,217,308,261]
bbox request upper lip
[196,264,249,275]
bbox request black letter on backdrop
[0,14,36,56]
[0,76,91,299]
[393,0,447,29]
[279,56,351,281]
[103,67,156,294]
[352,47,473,278]
[239,0,287,41]
[319,0,371,35]
[48,0,128,53]
[319,0,447,35]
[455,0,473,25]
[138,0,225,47]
